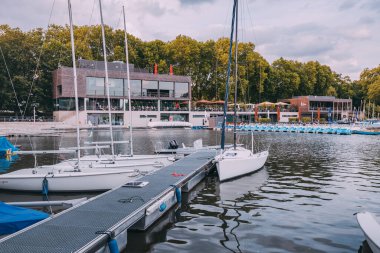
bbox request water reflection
[0,155,18,172]
[0,130,379,253]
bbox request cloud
[251,23,335,58]
[360,0,380,13]
[358,16,375,25]
[1,0,379,80]
[338,27,371,40]
[339,0,357,11]
[179,0,215,6]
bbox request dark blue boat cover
[0,202,49,235]
[0,137,18,156]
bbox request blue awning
[0,202,49,235]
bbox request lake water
[1,129,379,253]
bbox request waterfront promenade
[0,122,130,137]
[0,122,79,137]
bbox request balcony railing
[87,105,123,111]
[161,107,188,111]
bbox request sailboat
[0,0,142,192]
[215,0,268,182]
[356,212,380,253]
[68,4,175,168]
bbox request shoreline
[0,122,129,137]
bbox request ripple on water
[2,131,379,253]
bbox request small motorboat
[356,211,380,253]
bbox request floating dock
[0,150,216,253]
[218,124,352,135]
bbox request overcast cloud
[1,0,379,80]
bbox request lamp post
[31,103,39,123]
[18,101,26,120]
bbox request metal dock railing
[0,150,217,253]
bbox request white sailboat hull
[52,154,174,172]
[356,212,380,253]
[0,168,139,192]
[216,148,268,181]
[72,154,173,163]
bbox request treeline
[0,24,379,115]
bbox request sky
[1,0,379,80]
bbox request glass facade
[127,80,142,97]
[160,100,188,111]
[159,82,174,97]
[86,77,105,96]
[142,80,158,97]
[58,98,84,111]
[86,98,123,111]
[81,76,190,112]
[87,113,124,125]
[160,113,188,122]
[109,78,124,97]
[174,82,189,98]
[130,100,158,111]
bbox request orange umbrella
[196,100,211,105]
[258,101,274,107]
[212,100,225,104]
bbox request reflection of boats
[0,155,18,173]
[217,168,268,202]
[0,137,18,157]
[352,130,380,135]
[356,212,380,253]
[215,0,268,182]
[148,121,193,128]
[217,152,268,253]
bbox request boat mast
[233,0,238,150]
[99,0,115,158]
[123,6,133,156]
[220,0,237,150]
[68,0,81,170]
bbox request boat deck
[0,150,216,253]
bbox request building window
[160,100,188,111]
[109,78,123,97]
[130,99,158,111]
[57,85,62,96]
[159,81,174,97]
[86,77,105,96]
[86,98,123,111]
[58,98,84,111]
[142,80,158,97]
[161,113,188,122]
[174,82,189,98]
[126,79,142,97]
[192,114,206,118]
[140,115,157,118]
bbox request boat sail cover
[0,202,49,235]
